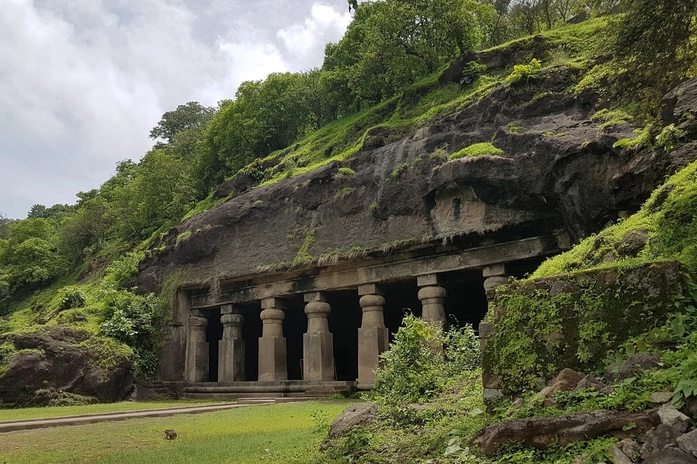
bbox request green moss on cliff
[534,158,697,277]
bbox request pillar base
[303,332,335,380]
[258,337,287,381]
[357,326,388,384]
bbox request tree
[0,214,12,240]
[609,0,697,108]
[149,101,215,144]
[327,0,493,107]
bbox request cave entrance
[284,294,306,381]
[381,279,422,340]
[206,308,223,382]
[440,270,488,330]
[241,302,262,381]
[328,290,361,381]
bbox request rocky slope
[139,59,680,293]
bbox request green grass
[0,400,352,464]
[0,400,224,421]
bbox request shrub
[505,58,542,84]
[372,315,480,405]
[55,286,86,311]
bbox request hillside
[0,7,695,462]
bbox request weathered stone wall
[481,260,689,396]
[138,66,668,294]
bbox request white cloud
[0,0,350,219]
[277,4,352,70]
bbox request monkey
[164,429,178,440]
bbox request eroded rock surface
[0,327,134,406]
[138,68,689,294]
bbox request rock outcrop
[0,327,134,406]
[138,65,684,293]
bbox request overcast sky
[0,0,352,219]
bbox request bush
[505,58,542,84]
[55,286,86,311]
[372,315,480,405]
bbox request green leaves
[372,315,480,405]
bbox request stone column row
[185,264,510,385]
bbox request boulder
[677,429,697,458]
[328,402,379,439]
[0,327,135,406]
[470,408,661,457]
[605,353,662,382]
[643,447,697,464]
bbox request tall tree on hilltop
[609,0,697,108]
[149,101,215,144]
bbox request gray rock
[641,423,689,459]
[659,404,690,427]
[575,375,606,392]
[617,438,640,462]
[328,402,378,439]
[651,392,674,404]
[0,328,134,406]
[610,445,633,464]
[677,429,697,458]
[643,447,697,464]
[605,353,662,383]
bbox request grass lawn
[0,400,224,422]
[0,400,353,464]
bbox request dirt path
[0,399,280,433]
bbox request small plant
[338,167,356,176]
[430,148,448,160]
[175,231,192,244]
[450,143,504,160]
[655,124,686,152]
[311,408,331,434]
[336,187,353,198]
[391,163,409,178]
[459,61,487,86]
[506,58,542,84]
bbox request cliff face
[138,65,677,293]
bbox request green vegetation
[505,58,542,84]
[337,167,356,176]
[0,401,351,464]
[450,142,504,159]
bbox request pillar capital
[220,304,242,315]
[417,273,441,287]
[358,283,384,296]
[482,263,507,278]
[221,313,244,326]
[261,297,286,310]
[303,291,328,303]
[359,294,386,309]
[188,313,208,329]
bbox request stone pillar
[258,298,287,381]
[185,311,209,383]
[417,274,447,325]
[218,304,245,382]
[483,264,508,301]
[481,264,508,403]
[357,284,389,388]
[303,292,335,380]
